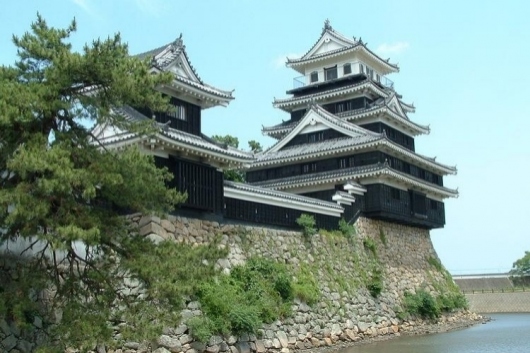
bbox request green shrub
[228,305,261,336]
[363,238,377,257]
[339,219,356,240]
[403,289,440,319]
[427,256,444,272]
[292,264,320,305]
[188,316,216,343]
[319,228,343,239]
[378,227,387,246]
[296,214,316,240]
[437,292,468,311]
[367,268,383,297]
[197,257,294,338]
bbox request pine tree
[0,15,189,351]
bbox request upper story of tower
[285,20,398,97]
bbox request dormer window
[310,71,318,83]
[343,63,352,75]
[308,131,324,143]
[168,104,187,121]
[324,66,338,81]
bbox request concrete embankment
[465,292,530,313]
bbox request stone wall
[1,215,478,353]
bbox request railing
[292,61,394,90]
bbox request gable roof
[250,163,458,199]
[264,94,429,138]
[255,104,455,174]
[266,104,381,153]
[92,106,253,166]
[135,34,234,105]
[285,20,399,75]
[224,181,344,217]
[273,79,387,111]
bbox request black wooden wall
[360,122,415,151]
[155,156,224,213]
[223,198,339,230]
[363,184,445,228]
[137,96,202,136]
[247,151,444,187]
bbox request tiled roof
[250,163,458,198]
[286,21,398,72]
[101,106,253,161]
[261,104,380,155]
[333,190,357,203]
[254,135,380,164]
[273,80,387,109]
[263,103,429,137]
[336,106,430,135]
[134,35,234,100]
[224,181,343,210]
[257,104,453,174]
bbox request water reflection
[340,314,530,353]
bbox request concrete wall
[466,292,530,313]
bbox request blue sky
[1,0,529,274]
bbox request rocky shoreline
[301,311,489,353]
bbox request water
[340,314,530,353]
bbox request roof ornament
[171,33,184,53]
[358,37,363,44]
[322,19,333,34]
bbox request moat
[339,313,530,353]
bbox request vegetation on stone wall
[296,214,317,240]
[189,257,318,342]
[400,289,468,320]
[338,219,356,241]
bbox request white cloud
[135,0,167,17]
[71,0,98,16]
[72,0,90,12]
[376,41,410,56]
[272,53,302,69]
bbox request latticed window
[324,66,338,81]
[310,71,318,83]
[343,63,352,75]
[168,105,186,121]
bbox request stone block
[275,331,288,348]
[158,335,182,352]
[17,340,33,353]
[179,334,193,345]
[209,336,223,346]
[206,345,220,353]
[254,340,266,353]
[2,335,17,351]
[140,221,168,239]
[272,338,281,349]
[191,341,206,353]
[236,341,250,353]
[310,337,320,347]
[161,219,176,233]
